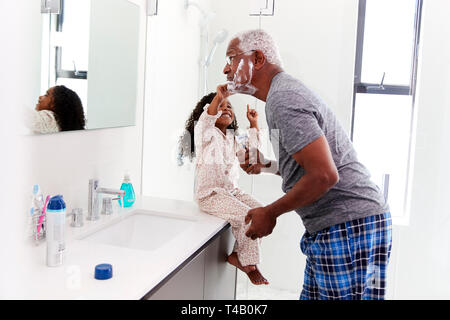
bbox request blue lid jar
[95,264,113,280]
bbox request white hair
[234,29,283,67]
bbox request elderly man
[223,29,392,300]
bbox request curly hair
[178,92,239,164]
[51,85,86,131]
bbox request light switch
[147,0,158,16]
[249,0,275,16]
[40,0,61,14]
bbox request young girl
[180,84,268,285]
[29,85,86,134]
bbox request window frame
[350,0,423,219]
[54,0,88,82]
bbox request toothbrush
[30,184,40,216]
[36,195,50,240]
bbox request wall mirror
[34,0,140,134]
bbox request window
[351,0,423,223]
[40,0,90,109]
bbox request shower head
[205,29,229,67]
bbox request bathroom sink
[78,210,197,251]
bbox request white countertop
[13,196,229,300]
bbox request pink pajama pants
[197,189,262,267]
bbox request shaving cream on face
[228,55,257,95]
[227,81,236,91]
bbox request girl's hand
[215,84,233,103]
[247,104,258,128]
[208,84,233,115]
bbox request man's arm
[266,135,338,216]
[245,135,339,239]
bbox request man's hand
[245,207,277,240]
[238,147,270,175]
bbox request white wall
[207,0,359,293]
[0,0,34,298]
[390,0,450,299]
[0,0,147,297]
[142,0,213,201]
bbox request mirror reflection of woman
[32,85,86,134]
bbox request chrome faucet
[88,179,125,221]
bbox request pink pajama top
[194,105,260,201]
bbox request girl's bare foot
[227,252,269,285]
[227,252,255,273]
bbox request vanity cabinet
[144,226,237,300]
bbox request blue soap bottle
[119,173,135,207]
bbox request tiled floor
[235,273,299,300]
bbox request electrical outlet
[40,0,61,14]
[250,0,275,16]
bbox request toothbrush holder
[32,211,46,244]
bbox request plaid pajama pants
[299,212,392,300]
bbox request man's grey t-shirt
[265,72,389,234]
